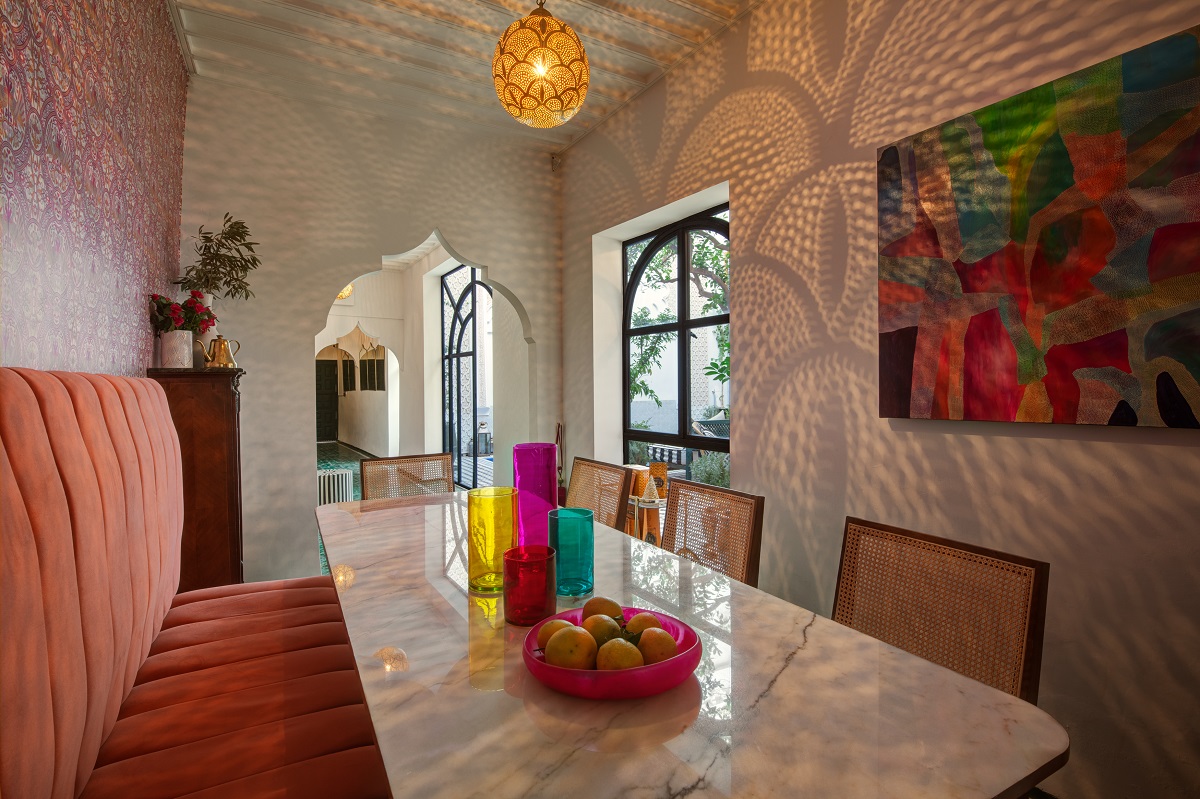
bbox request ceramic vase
[161,330,194,369]
[197,292,219,367]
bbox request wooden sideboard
[148,368,244,591]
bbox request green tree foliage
[689,231,729,316]
[629,308,675,406]
[690,451,730,488]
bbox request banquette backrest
[1,368,184,798]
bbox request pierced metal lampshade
[491,0,589,129]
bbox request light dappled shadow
[560,0,1200,794]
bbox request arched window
[442,265,494,489]
[623,204,730,487]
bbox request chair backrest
[833,517,1049,704]
[564,457,634,530]
[660,478,764,587]
[360,453,453,499]
[1,368,184,798]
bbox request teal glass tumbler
[548,508,594,597]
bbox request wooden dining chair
[564,456,634,530]
[660,478,765,587]
[833,517,1050,704]
[360,453,454,500]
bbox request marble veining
[317,494,1069,798]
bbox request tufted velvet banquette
[1,368,390,798]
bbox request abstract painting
[878,26,1200,427]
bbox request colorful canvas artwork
[878,26,1200,427]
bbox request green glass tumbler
[549,508,594,597]
[467,487,518,592]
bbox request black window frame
[442,265,493,489]
[622,203,730,466]
[341,356,356,392]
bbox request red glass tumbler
[503,546,557,627]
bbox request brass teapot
[202,335,241,369]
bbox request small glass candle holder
[503,545,557,626]
[468,487,518,592]
[549,508,594,597]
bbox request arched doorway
[315,344,351,442]
[442,264,493,489]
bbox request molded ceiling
[167,0,754,150]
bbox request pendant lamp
[491,0,589,128]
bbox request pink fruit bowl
[522,607,702,700]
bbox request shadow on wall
[560,1,1200,795]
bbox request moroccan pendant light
[491,0,589,129]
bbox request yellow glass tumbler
[467,486,518,592]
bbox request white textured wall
[182,78,561,580]
[561,1,1200,795]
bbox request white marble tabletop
[316,493,1068,798]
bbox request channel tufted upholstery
[1,368,390,799]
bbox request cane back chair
[360,453,454,500]
[833,517,1050,704]
[660,479,765,587]
[564,457,634,530]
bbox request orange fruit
[582,614,623,648]
[582,596,623,620]
[625,611,662,635]
[536,618,574,650]
[596,638,644,670]
[637,627,678,664]
[544,625,598,669]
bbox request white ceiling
[167,0,754,150]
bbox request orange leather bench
[1,368,391,799]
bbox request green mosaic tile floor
[316,442,376,574]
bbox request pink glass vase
[513,442,557,547]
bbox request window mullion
[677,230,690,451]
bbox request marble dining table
[315,492,1069,799]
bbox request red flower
[151,293,161,301]
[190,290,204,300]
[170,303,182,313]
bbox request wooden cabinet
[148,368,244,591]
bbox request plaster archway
[430,228,539,443]
[307,230,538,486]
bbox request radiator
[317,468,355,505]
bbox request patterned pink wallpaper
[1,0,188,375]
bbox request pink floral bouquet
[150,290,217,335]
